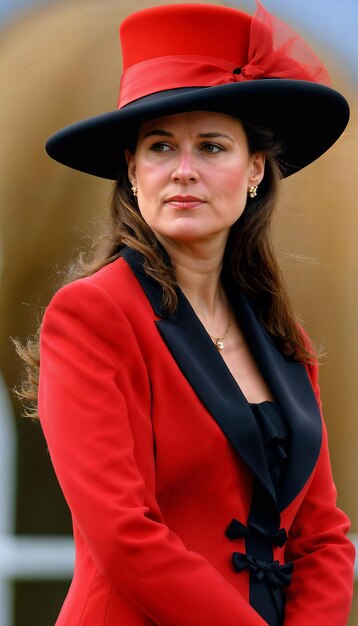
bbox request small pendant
[215,339,224,350]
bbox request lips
[165,195,205,209]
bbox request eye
[200,142,225,154]
[150,142,172,153]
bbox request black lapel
[121,246,277,503]
[227,283,322,511]
[121,246,322,511]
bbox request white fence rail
[0,373,74,626]
[0,372,356,626]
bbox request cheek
[136,182,161,227]
[136,161,165,196]
[225,162,250,189]
[217,166,250,222]
[215,165,249,203]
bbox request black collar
[121,246,322,512]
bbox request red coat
[38,246,355,626]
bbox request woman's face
[126,111,265,247]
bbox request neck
[157,236,228,317]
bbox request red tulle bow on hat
[235,0,331,85]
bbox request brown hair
[15,119,315,418]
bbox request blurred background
[0,0,357,624]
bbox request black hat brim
[46,79,349,180]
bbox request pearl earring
[131,185,138,197]
[248,185,258,198]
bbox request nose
[171,150,199,183]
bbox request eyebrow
[143,130,173,138]
[142,129,234,141]
[198,132,234,142]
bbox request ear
[125,149,136,185]
[249,152,265,186]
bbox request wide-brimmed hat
[46,1,349,180]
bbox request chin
[164,230,214,243]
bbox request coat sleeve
[39,278,267,626]
[283,356,355,626]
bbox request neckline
[249,400,275,407]
[174,285,275,409]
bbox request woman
[19,2,355,625]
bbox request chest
[218,316,274,403]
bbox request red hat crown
[120,4,251,69]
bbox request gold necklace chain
[208,308,232,351]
